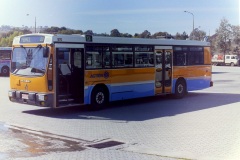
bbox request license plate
[22,94,29,99]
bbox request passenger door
[155,46,173,95]
[54,44,84,108]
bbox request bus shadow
[22,92,240,121]
[212,72,228,74]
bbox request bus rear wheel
[91,87,109,109]
[174,79,186,99]
[1,66,9,76]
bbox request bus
[0,47,11,76]
[8,34,213,108]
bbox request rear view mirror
[43,47,49,58]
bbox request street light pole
[27,14,37,33]
[184,11,194,39]
[35,16,36,33]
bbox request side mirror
[43,47,49,58]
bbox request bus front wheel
[174,79,186,99]
[91,87,109,109]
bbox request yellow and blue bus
[8,34,213,108]
[0,47,12,76]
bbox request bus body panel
[172,65,212,93]
[9,74,48,92]
[84,68,155,104]
[204,47,212,65]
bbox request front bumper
[8,90,53,107]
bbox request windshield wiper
[13,65,29,74]
[31,67,45,74]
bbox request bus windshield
[11,47,48,76]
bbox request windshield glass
[11,47,48,76]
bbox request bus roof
[13,33,210,47]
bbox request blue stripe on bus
[84,82,155,104]
[110,82,154,101]
[85,77,211,104]
[172,77,211,93]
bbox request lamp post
[26,14,36,33]
[184,11,194,39]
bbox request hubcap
[96,92,104,104]
[177,84,184,93]
[3,69,7,73]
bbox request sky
[0,0,239,36]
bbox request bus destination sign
[20,36,45,43]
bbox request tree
[139,30,151,38]
[43,26,83,35]
[151,32,168,39]
[95,33,109,36]
[175,32,188,40]
[134,33,140,38]
[232,25,240,45]
[190,28,206,41]
[110,29,121,37]
[59,29,83,35]
[43,26,61,33]
[233,46,240,55]
[121,33,132,38]
[215,18,233,54]
[84,30,93,35]
[0,31,24,47]
[208,34,218,55]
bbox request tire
[91,87,108,109]
[174,79,186,99]
[1,66,9,76]
[230,62,234,67]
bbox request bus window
[103,47,110,68]
[188,47,204,65]
[74,51,82,68]
[0,50,11,60]
[85,45,111,69]
[112,53,133,68]
[173,47,187,66]
[112,53,124,67]
[156,51,163,66]
[86,51,102,69]
[58,48,70,65]
[112,45,133,68]
[135,52,154,67]
[86,46,103,69]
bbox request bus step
[59,94,72,99]
[59,98,75,103]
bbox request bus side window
[174,52,186,66]
[74,52,82,68]
[113,53,124,67]
[103,52,110,68]
[86,51,103,69]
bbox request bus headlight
[8,91,16,98]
